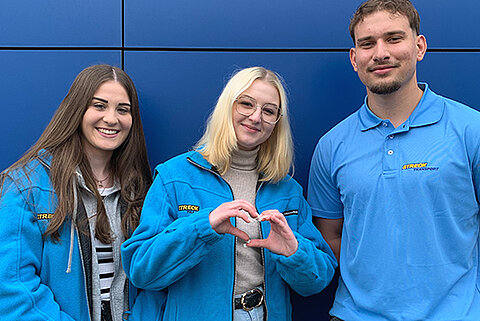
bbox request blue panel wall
[125,0,353,48]
[0,0,121,46]
[2,0,480,320]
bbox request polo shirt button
[387,150,394,155]
[383,122,388,127]
[388,135,394,139]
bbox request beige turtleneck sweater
[222,147,264,295]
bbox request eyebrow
[92,96,131,107]
[356,30,407,45]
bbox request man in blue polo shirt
[308,0,480,320]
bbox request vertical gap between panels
[121,0,125,70]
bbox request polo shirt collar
[358,83,445,131]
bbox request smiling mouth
[242,124,260,132]
[97,128,119,135]
[368,64,398,72]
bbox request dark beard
[369,81,401,95]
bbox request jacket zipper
[188,157,269,320]
[256,181,268,320]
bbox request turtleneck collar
[231,146,259,171]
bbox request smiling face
[232,79,280,151]
[81,80,132,160]
[349,10,426,95]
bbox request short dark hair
[349,0,420,42]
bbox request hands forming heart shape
[209,200,298,257]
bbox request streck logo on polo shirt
[402,162,439,171]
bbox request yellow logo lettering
[178,205,199,212]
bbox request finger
[235,209,252,223]
[269,214,287,227]
[257,212,275,222]
[227,227,250,242]
[231,200,259,218]
[246,238,269,249]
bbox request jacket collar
[186,150,216,170]
[36,149,53,169]
[359,83,445,132]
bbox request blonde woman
[122,67,337,321]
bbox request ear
[416,35,427,62]
[349,48,358,72]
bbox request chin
[368,81,402,95]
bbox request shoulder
[3,157,52,192]
[436,94,480,143]
[423,86,480,123]
[153,150,215,186]
[315,111,361,152]
[154,150,207,173]
[265,175,304,197]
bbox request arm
[313,217,343,262]
[0,176,75,320]
[121,171,223,290]
[307,138,344,262]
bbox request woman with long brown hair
[0,64,153,321]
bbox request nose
[373,40,390,62]
[248,106,262,123]
[102,107,118,125]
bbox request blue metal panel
[418,52,480,109]
[415,0,480,49]
[0,1,121,47]
[125,0,354,48]
[0,51,121,171]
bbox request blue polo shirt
[308,84,480,320]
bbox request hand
[247,210,298,257]
[209,200,259,242]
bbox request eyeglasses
[234,95,282,124]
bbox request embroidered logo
[283,210,298,216]
[37,213,54,220]
[402,162,439,171]
[178,204,200,214]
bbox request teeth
[97,128,118,135]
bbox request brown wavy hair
[1,64,152,243]
[349,0,420,42]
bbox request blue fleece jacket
[0,154,143,321]
[122,151,337,321]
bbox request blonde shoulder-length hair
[195,66,293,183]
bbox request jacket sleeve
[268,196,337,296]
[121,169,224,290]
[0,176,75,320]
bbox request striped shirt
[95,240,114,301]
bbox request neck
[83,148,113,187]
[366,80,423,128]
[231,147,259,171]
